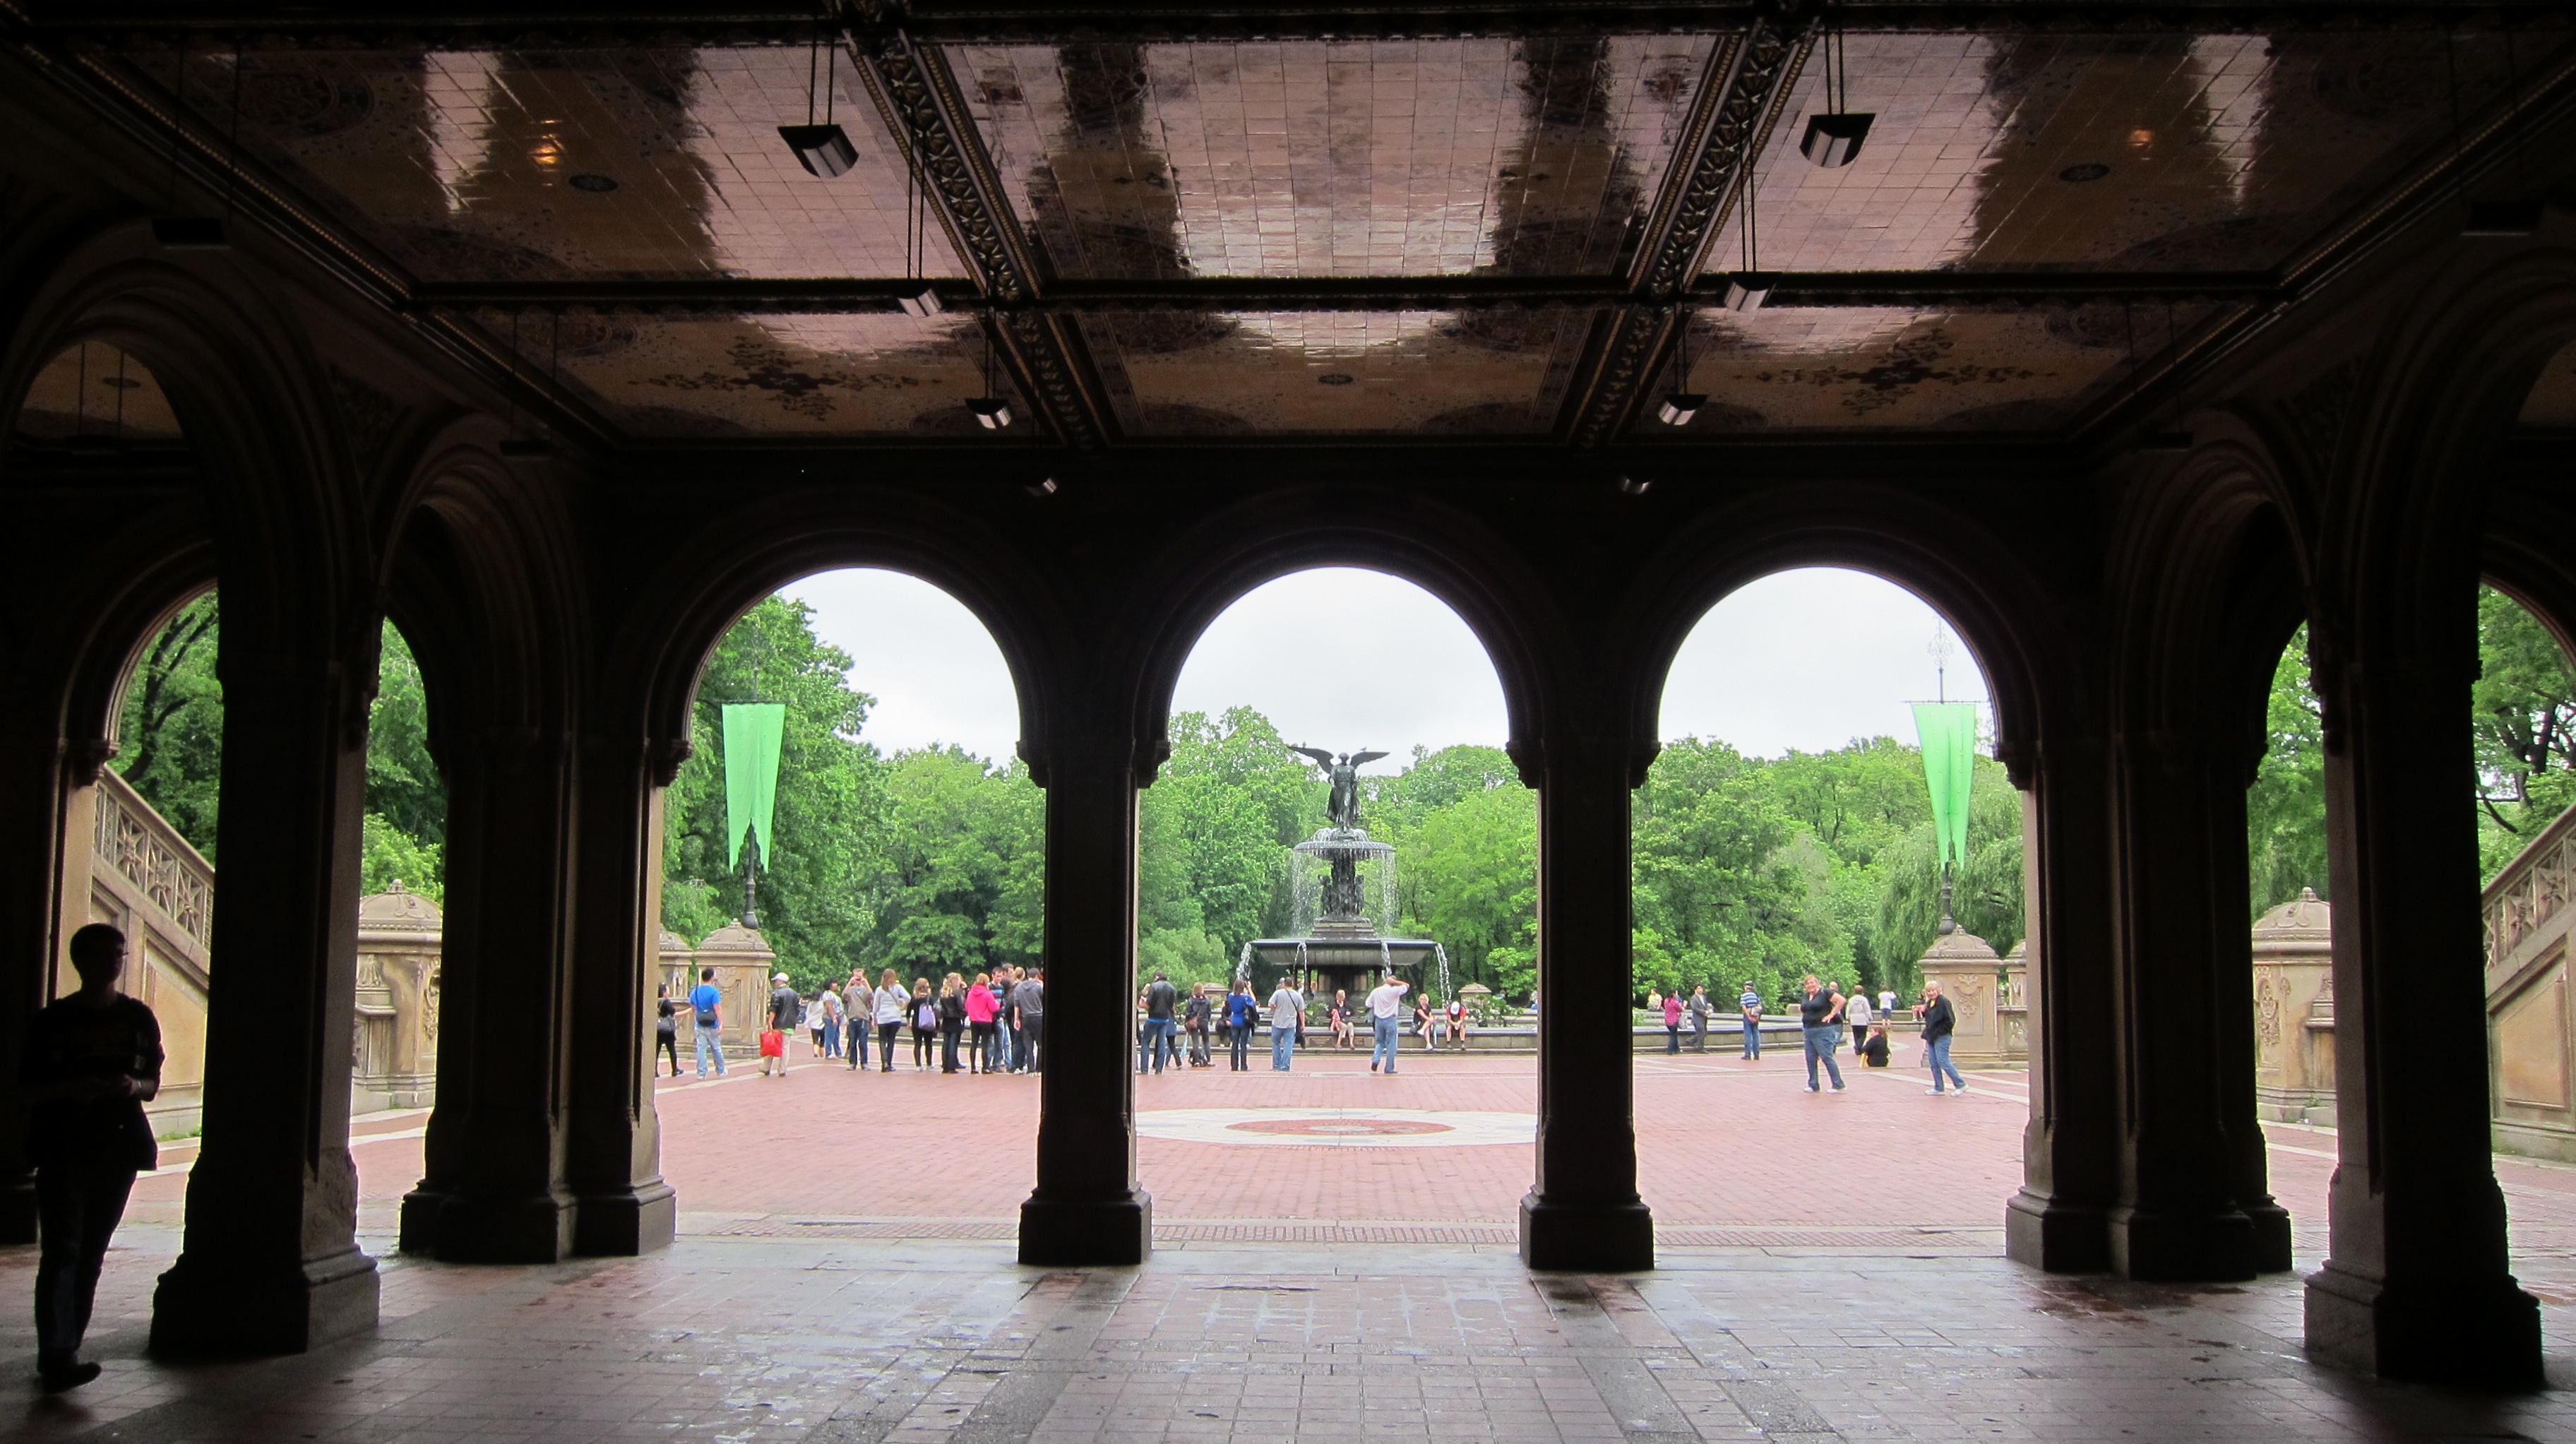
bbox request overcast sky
[778,565,1989,768]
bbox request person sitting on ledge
[23,922,162,1394]
[1861,1022,1892,1069]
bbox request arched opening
[646,567,1042,1235]
[1643,566,2025,1249]
[1135,566,1529,1240]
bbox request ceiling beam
[1560,16,1803,448]
[407,272,2283,313]
[18,2,2572,41]
[845,22,1114,448]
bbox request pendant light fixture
[1657,307,1705,426]
[1799,24,1872,168]
[897,149,943,317]
[967,324,1013,430]
[779,18,857,177]
[1721,157,1775,313]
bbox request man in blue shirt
[689,967,727,1077]
[1739,981,1764,1060]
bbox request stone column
[2101,741,2265,1280]
[564,741,676,1257]
[1020,728,1152,1265]
[352,882,440,1112]
[400,731,579,1263]
[151,651,379,1356]
[2005,750,2118,1274]
[1520,736,1652,1271]
[0,734,75,1244]
[693,921,777,1059]
[2305,630,2541,1386]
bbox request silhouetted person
[24,923,162,1392]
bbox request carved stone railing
[2485,802,2576,989]
[93,766,213,955]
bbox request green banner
[722,703,785,870]
[1911,703,1978,868]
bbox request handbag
[758,1028,785,1058]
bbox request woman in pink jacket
[965,970,1001,1075]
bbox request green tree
[864,747,1044,979]
[662,596,892,989]
[2248,625,2329,913]
[360,623,446,900]
[112,593,223,858]
[1871,755,2024,984]
[2474,585,2576,878]
[1630,738,1807,1006]
[1138,707,1319,971]
[1398,778,1537,997]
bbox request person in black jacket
[1917,981,1968,1095]
[655,984,682,1077]
[23,924,162,1392]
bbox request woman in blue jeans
[1225,979,1258,1070]
[1919,980,1967,1094]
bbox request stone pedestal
[2000,938,2029,1064]
[2252,889,2334,1126]
[1919,928,2003,1068]
[691,922,777,1060]
[354,882,440,1114]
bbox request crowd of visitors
[658,965,1973,1098]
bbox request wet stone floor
[4,1227,2576,1443]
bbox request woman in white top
[872,968,907,1073]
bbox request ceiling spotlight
[1027,477,1059,497]
[969,397,1013,430]
[777,124,857,179]
[898,285,943,318]
[1618,475,1652,496]
[1799,113,1873,168]
[1720,272,1775,313]
[1657,393,1706,427]
[152,217,228,250]
[2465,199,2544,237]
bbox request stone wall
[2486,806,2576,1160]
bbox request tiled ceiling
[951,36,1717,280]
[511,311,1024,438]
[184,47,963,281]
[1703,31,2523,275]
[54,18,2565,444]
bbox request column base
[1020,1190,1152,1266]
[150,1244,379,1358]
[398,1186,576,1263]
[2246,1200,2293,1274]
[0,1179,32,1246]
[1519,1193,1653,1272]
[2106,1204,2255,1282]
[2306,1260,2543,1390]
[2004,1189,2108,1272]
[574,1180,677,1256]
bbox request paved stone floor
[8,1049,2576,1438]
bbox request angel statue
[1291,745,1388,831]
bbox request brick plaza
[10,1046,2576,1438]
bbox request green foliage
[2474,585,2576,878]
[1631,738,1802,1003]
[2248,626,2329,913]
[112,594,223,859]
[865,746,1044,978]
[1871,756,2024,979]
[361,811,444,902]
[1396,774,1537,996]
[1138,708,1318,971]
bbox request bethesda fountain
[1239,746,1451,1003]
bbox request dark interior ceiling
[15,3,2575,450]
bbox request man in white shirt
[1365,972,1410,1075]
[1268,977,1305,1071]
[1847,986,1873,1051]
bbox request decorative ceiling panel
[950,36,1717,280]
[495,310,1023,437]
[1703,31,2530,276]
[1082,307,1589,435]
[12,343,184,441]
[1643,304,2211,431]
[181,47,962,281]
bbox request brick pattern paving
[23,1046,2576,1438]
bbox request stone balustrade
[2485,804,2576,1159]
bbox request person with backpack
[1738,981,1763,1061]
[1011,967,1046,1073]
[764,973,801,1078]
[938,974,968,1073]
[1224,979,1258,1070]
[1268,974,1305,1070]
[690,967,727,1078]
[1183,984,1213,1067]
[910,978,938,1070]
[989,969,1016,1072]
[655,984,682,1078]
[818,981,845,1061]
